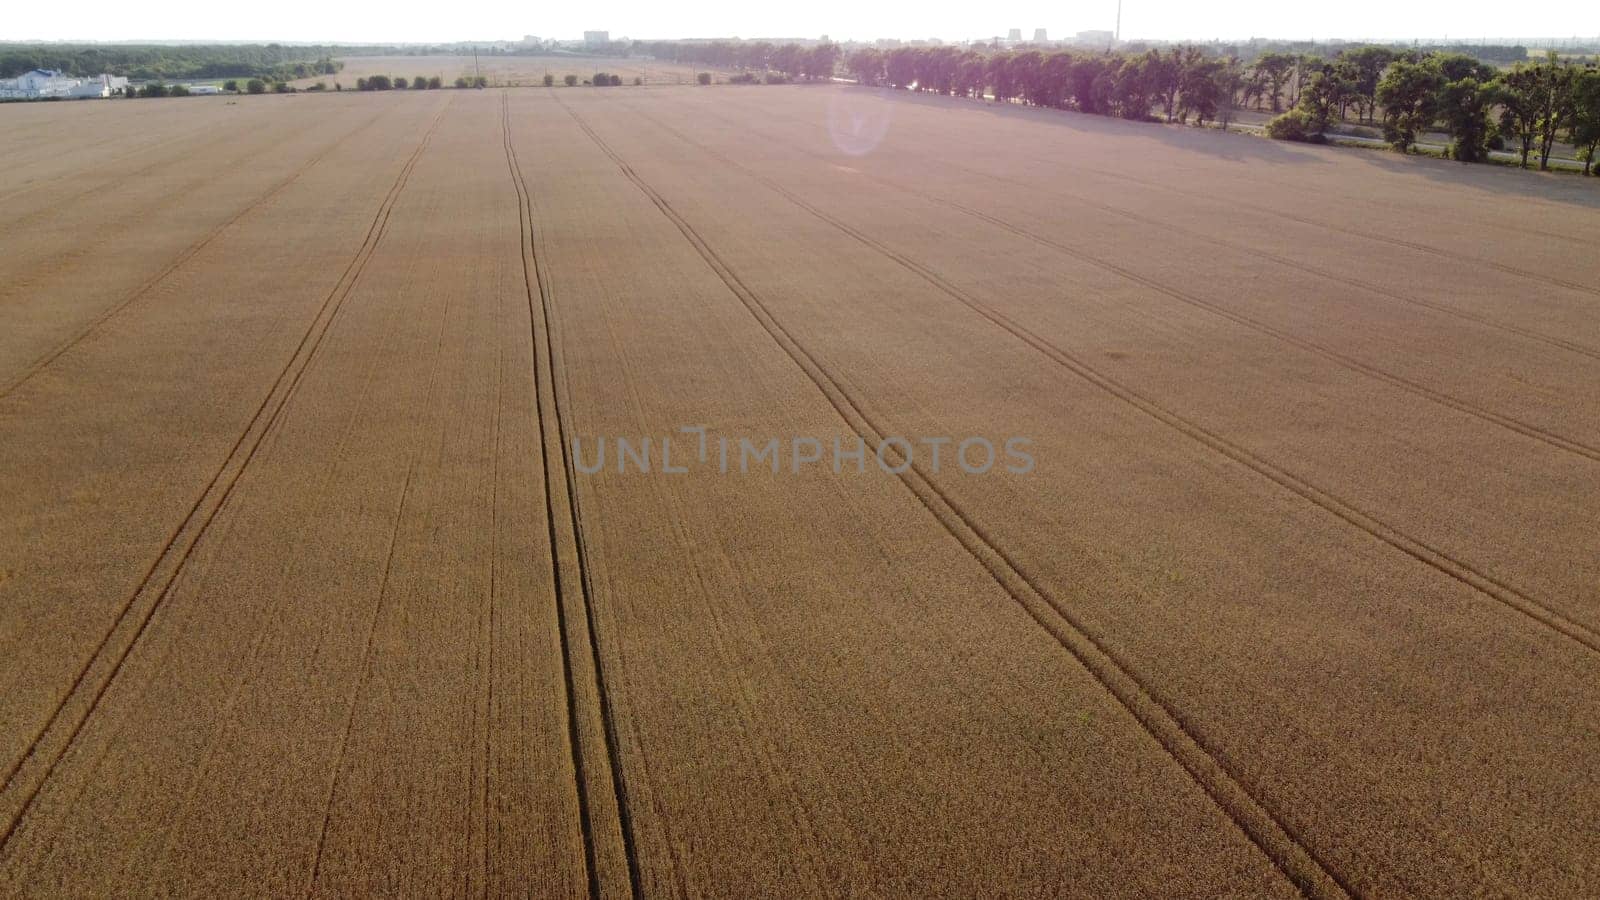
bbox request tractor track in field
[710,97,1600,365]
[0,113,240,207]
[1178,184,1600,299]
[620,99,1600,659]
[0,97,451,856]
[945,162,1600,364]
[672,99,1600,453]
[502,92,642,900]
[303,458,419,896]
[0,115,331,300]
[984,126,1600,300]
[306,187,462,891]
[989,98,1597,248]
[479,229,507,898]
[0,105,394,402]
[0,104,337,241]
[825,90,1600,280]
[560,96,1354,900]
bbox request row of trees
[128,78,298,97]
[843,46,1251,126]
[1263,51,1600,171]
[640,40,842,82]
[833,44,1600,173]
[355,75,451,91]
[0,43,341,82]
[1374,53,1600,170]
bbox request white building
[0,69,129,100]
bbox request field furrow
[621,89,1600,635]
[557,88,1600,895]
[1,83,1596,897]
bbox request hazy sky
[13,0,1600,45]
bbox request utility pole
[473,46,481,85]
[1115,0,1122,45]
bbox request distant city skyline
[13,0,1600,46]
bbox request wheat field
[1,84,1598,896]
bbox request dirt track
[1,85,1597,897]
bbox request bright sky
[12,0,1600,45]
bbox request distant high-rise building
[1075,29,1114,46]
[1033,28,1048,42]
[583,30,610,45]
[1007,28,1022,42]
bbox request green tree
[982,53,1010,102]
[1339,46,1395,122]
[1149,48,1183,120]
[543,73,554,86]
[1008,51,1044,104]
[846,48,885,86]
[772,43,805,80]
[1437,75,1500,162]
[1212,57,1246,129]
[1295,62,1346,134]
[1109,55,1152,119]
[138,82,168,98]
[1075,56,1113,112]
[803,43,841,81]
[1179,57,1232,126]
[247,78,266,94]
[955,52,987,99]
[1288,54,1321,107]
[1499,65,1544,168]
[564,74,579,86]
[1538,58,1581,170]
[1091,60,1122,116]
[393,76,408,89]
[1425,55,1500,163]
[1569,68,1600,175]
[427,76,442,89]
[223,79,238,92]
[1376,59,1441,153]
[1499,55,1581,170]
[1253,52,1294,111]
[696,71,711,86]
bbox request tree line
[0,43,341,82]
[1372,52,1598,169]
[638,41,843,82]
[833,45,1600,174]
[355,75,452,90]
